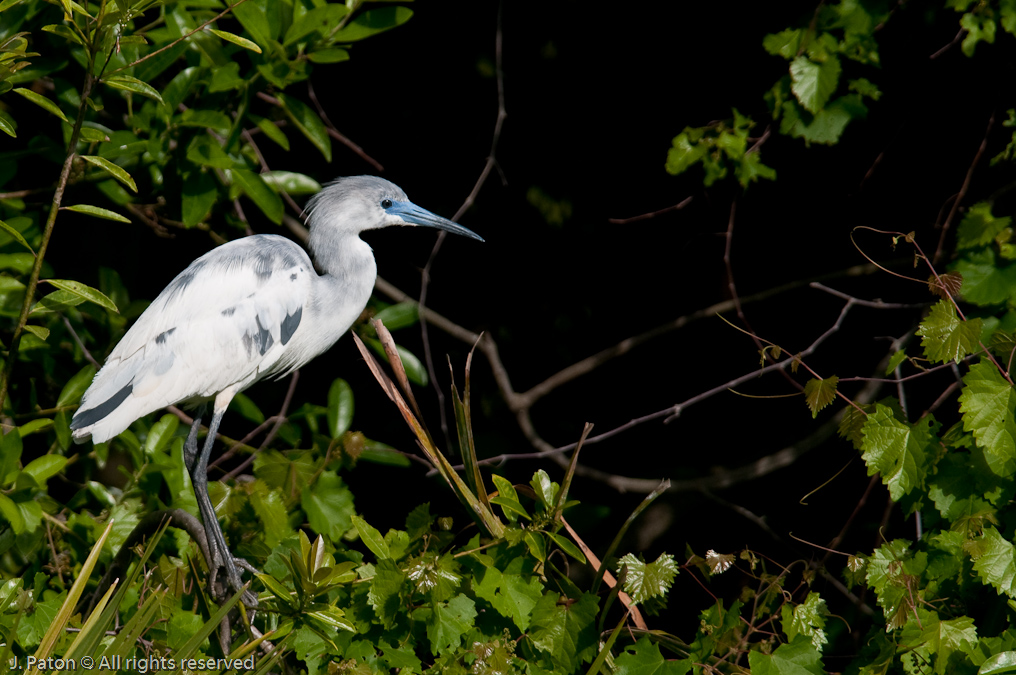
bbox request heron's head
[305,176,483,241]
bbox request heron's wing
[71,235,314,443]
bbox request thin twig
[929,28,966,60]
[607,196,693,225]
[220,371,300,480]
[62,315,100,368]
[933,112,995,264]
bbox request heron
[70,175,482,601]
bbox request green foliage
[665,109,776,188]
[7,1,1016,673]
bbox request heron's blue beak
[387,201,484,242]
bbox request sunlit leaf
[102,75,164,103]
[13,87,67,122]
[207,28,262,53]
[79,155,137,192]
[62,204,131,222]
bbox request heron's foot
[208,551,260,610]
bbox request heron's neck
[310,232,377,332]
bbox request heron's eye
[381,198,393,209]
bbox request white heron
[70,175,482,600]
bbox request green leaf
[13,87,68,122]
[425,594,476,655]
[525,531,546,562]
[530,469,559,509]
[275,92,332,162]
[57,365,95,407]
[961,11,997,56]
[231,0,274,47]
[953,248,1016,306]
[367,558,405,629]
[229,392,264,424]
[0,108,16,137]
[43,279,118,312]
[207,28,262,53]
[546,531,586,564]
[373,301,418,331]
[78,126,108,143]
[957,202,1011,249]
[665,130,709,177]
[181,171,217,227]
[333,7,413,42]
[614,637,692,675]
[256,118,289,150]
[860,404,935,501]
[307,606,354,632]
[970,526,1016,597]
[489,495,530,522]
[79,155,137,192]
[178,109,232,134]
[248,481,290,548]
[747,637,826,675]
[144,413,179,455]
[781,591,828,649]
[959,361,1016,475]
[30,289,86,315]
[21,454,67,487]
[528,592,599,672]
[763,29,803,59]
[917,299,983,364]
[849,77,882,100]
[22,325,48,341]
[981,652,1016,675]
[283,4,350,45]
[789,54,841,113]
[327,378,354,438]
[617,553,678,604]
[351,514,390,560]
[102,75,164,103]
[886,349,907,375]
[301,471,355,541]
[62,204,131,222]
[0,218,35,255]
[780,95,867,145]
[0,494,23,533]
[308,48,350,64]
[466,555,543,631]
[230,168,283,224]
[803,375,838,418]
[261,170,322,196]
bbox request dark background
[49,0,1016,639]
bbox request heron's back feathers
[71,235,315,444]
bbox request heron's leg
[189,408,256,607]
[184,414,203,472]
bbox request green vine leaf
[748,637,826,675]
[804,375,838,418]
[860,404,935,501]
[790,53,842,113]
[916,299,983,364]
[969,526,1016,597]
[956,202,1011,249]
[617,553,678,604]
[959,361,1016,476]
